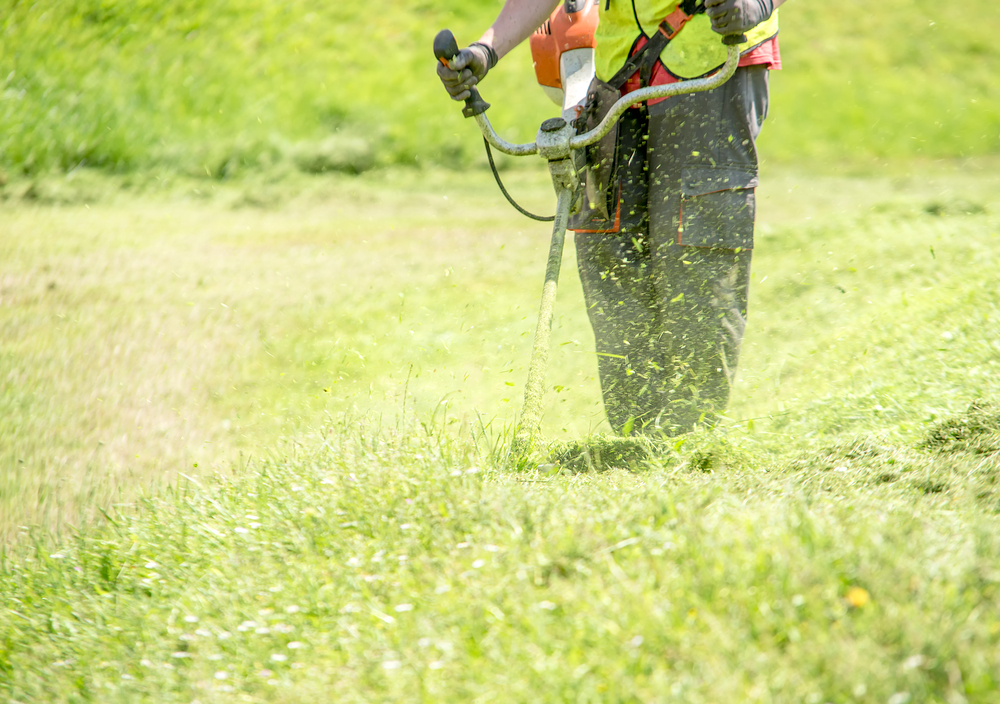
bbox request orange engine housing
[530,0,599,90]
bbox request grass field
[2,156,1000,699]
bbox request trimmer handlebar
[468,41,742,158]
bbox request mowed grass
[3,159,1000,538]
[1,168,584,539]
[2,161,1000,700]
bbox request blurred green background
[1,0,998,178]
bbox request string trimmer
[433,16,745,454]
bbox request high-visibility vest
[595,0,779,81]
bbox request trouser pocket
[678,166,758,250]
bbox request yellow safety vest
[595,1,779,81]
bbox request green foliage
[1,0,998,176]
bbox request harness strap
[606,0,706,90]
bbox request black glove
[704,0,774,36]
[436,42,498,102]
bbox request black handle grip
[722,33,748,45]
[433,29,490,118]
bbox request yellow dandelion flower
[846,586,871,608]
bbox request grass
[1,0,999,177]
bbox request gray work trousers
[572,66,769,436]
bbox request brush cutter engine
[529,0,599,119]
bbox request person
[437,0,787,436]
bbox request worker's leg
[574,108,662,433]
[639,65,769,434]
[642,243,751,433]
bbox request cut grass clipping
[919,400,1000,456]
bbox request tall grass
[2,402,1000,701]
[1,0,998,177]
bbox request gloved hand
[436,42,498,102]
[704,0,774,36]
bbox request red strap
[658,6,696,39]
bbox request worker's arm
[437,0,561,102]
[477,0,562,60]
[705,0,787,36]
